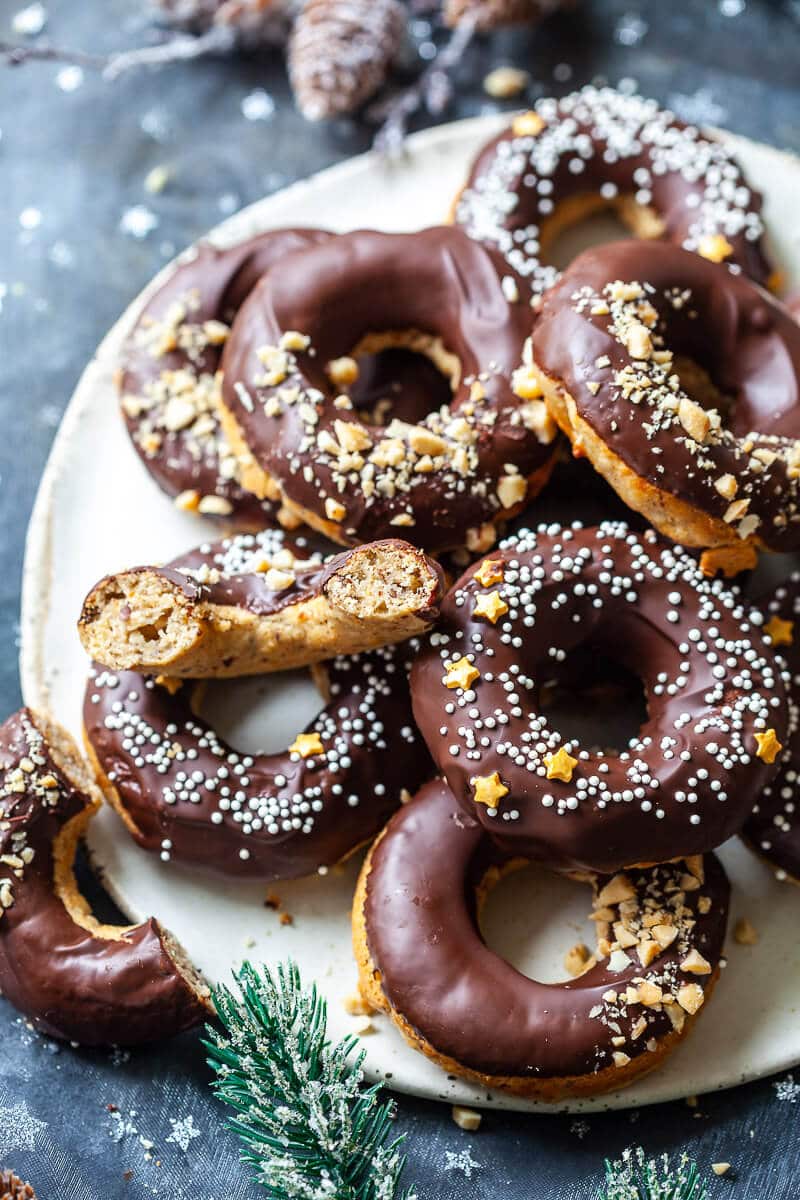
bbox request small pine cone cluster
[0,1172,36,1200]
[444,0,566,31]
[289,0,406,121]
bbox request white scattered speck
[140,106,173,142]
[120,205,159,239]
[570,1118,591,1139]
[55,65,84,92]
[553,62,572,82]
[0,1101,48,1155]
[12,2,47,35]
[241,88,275,121]
[19,206,41,230]
[443,1148,482,1178]
[614,13,648,46]
[109,1046,132,1067]
[668,87,728,127]
[263,171,288,193]
[48,240,75,269]
[418,40,437,61]
[108,1108,139,1143]
[0,283,7,314]
[218,191,240,215]
[775,1074,800,1102]
[166,1114,202,1152]
[38,403,61,428]
[719,0,745,14]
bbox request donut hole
[479,863,598,985]
[541,194,656,274]
[350,347,454,427]
[344,331,459,428]
[192,670,325,756]
[537,641,648,752]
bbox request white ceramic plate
[20,116,800,1113]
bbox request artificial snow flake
[241,87,276,121]
[19,207,41,230]
[166,1114,202,1152]
[119,205,159,239]
[0,1101,48,1155]
[614,13,648,46]
[48,240,75,269]
[443,1148,481,1179]
[55,64,83,91]
[774,1073,800,1102]
[108,1109,139,1143]
[12,3,47,35]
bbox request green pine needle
[204,959,417,1200]
[600,1147,710,1200]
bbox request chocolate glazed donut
[411,523,787,873]
[0,709,211,1044]
[454,86,772,300]
[743,572,800,883]
[532,240,800,565]
[218,226,559,554]
[83,642,432,880]
[119,228,331,524]
[354,779,729,1100]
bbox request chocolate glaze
[744,573,800,879]
[456,86,771,298]
[411,523,787,872]
[121,228,330,523]
[364,778,729,1080]
[83,642,433,880]
[221,226,556,552]
[533,240,800,552]
[0,710,208,1044]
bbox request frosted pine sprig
[205,960,416,1200]
[601,1147,709,1200]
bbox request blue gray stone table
[1,0,800,1195]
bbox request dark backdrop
[1,1,800,1196]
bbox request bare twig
[0,39,105,68]
[370,12,478,156]
[103,24,236,80]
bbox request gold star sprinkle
[444,657,480,691]
[473,591,509,625]
[289,732,325,759]
[474,558,504,588]
[764,615,794,647]
[754,729,782,764]
[544,747,579,782]
[698,233,733,263]
[472,772,509,809]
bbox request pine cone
[289,0,406,121]
[444,0,568,31]
[0,1172,37,1200]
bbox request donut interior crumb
[324,542,437,619]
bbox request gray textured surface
[2,0,800,1195]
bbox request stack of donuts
[6,86,800,1091]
